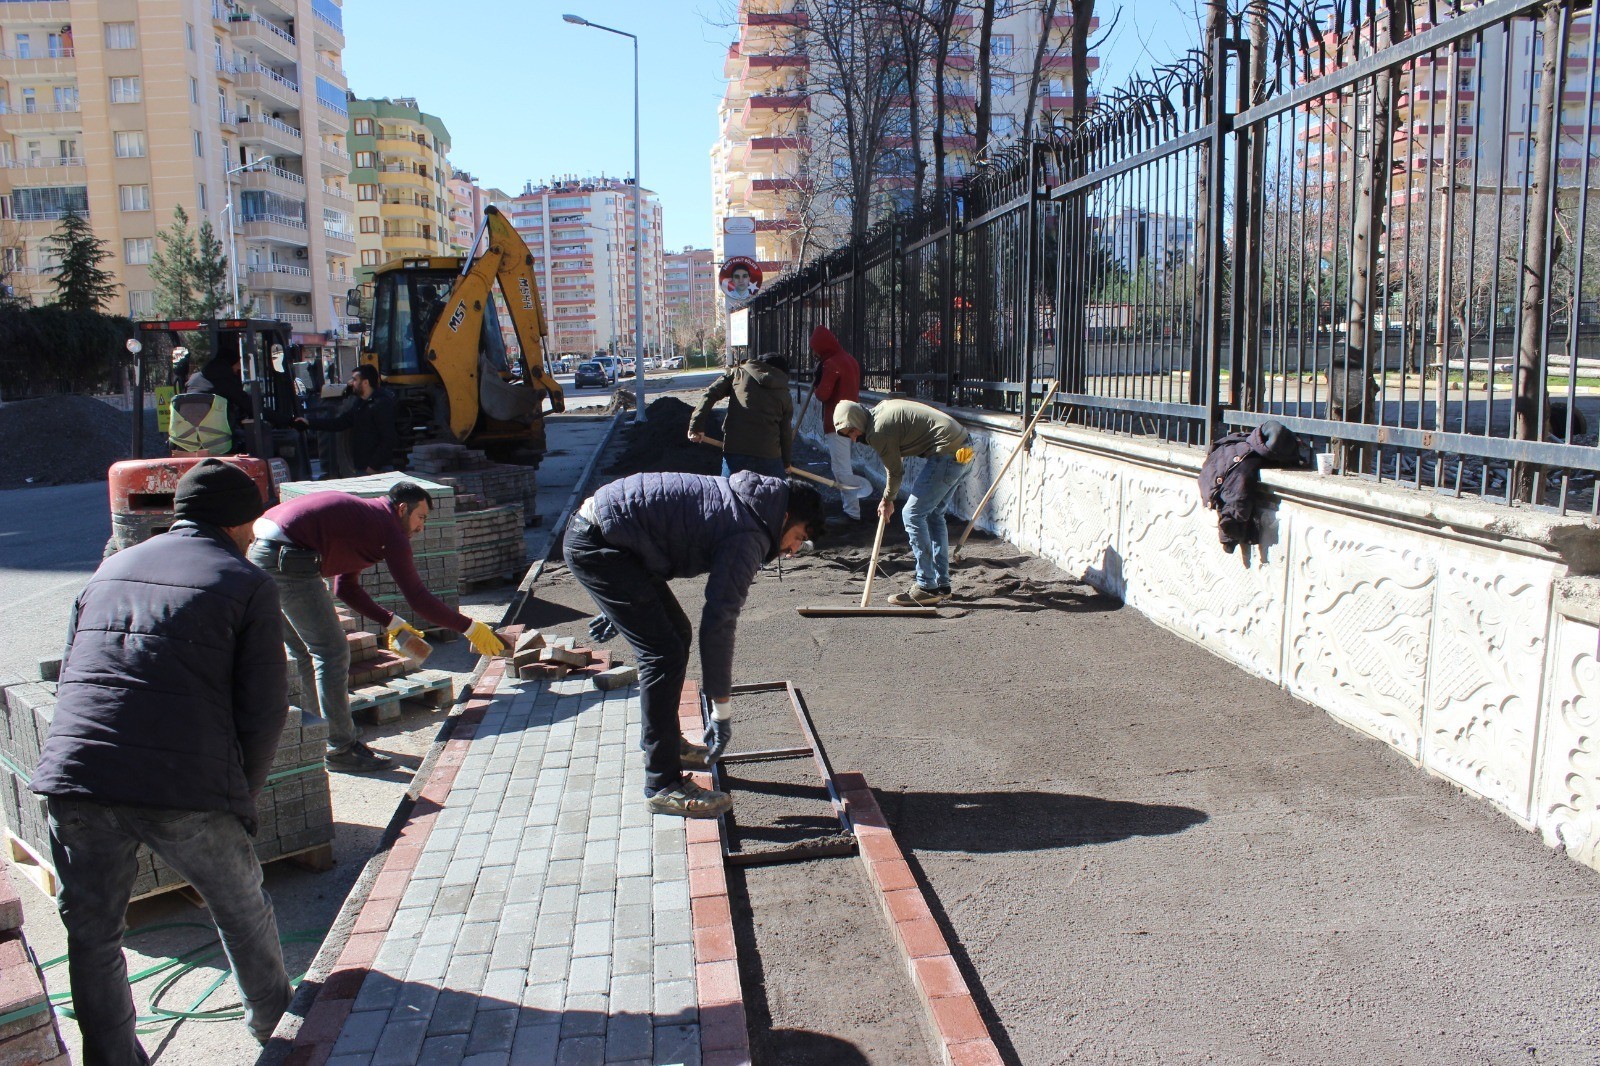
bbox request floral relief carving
[1288,526,1435,757]
[1542,640,1600,871]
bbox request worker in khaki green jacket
[833,398,975,606]
[688,353,794,478]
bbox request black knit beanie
[173,458,265,528]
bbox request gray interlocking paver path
[334,675,701,1066]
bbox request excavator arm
[423,205,565,441]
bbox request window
[53,86,77,111]
[359,215,379,233]
[21,89,36,114]
[357,183,377,201]
[991,73,1015,96]
[186,23,195,50]
[992,34,1015,57]
[124,238,152,265]
[191,78,200,104]
[118,184,150,211]
[194,131,204,157]
[354,150,374,168]
[109,77,142,104]
[992,114,1017,136]
[360,249,382,266]
[105,23,137,49]
[129,290,154,316]
[198,184,207,210]
[114,131,147,158]
[14,34,29,60]
[354,118,373,136]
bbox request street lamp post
[223,154,274,317]
[564,13,645,423]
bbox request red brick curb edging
[836,771,1004,1066]
[678,682,753,1066]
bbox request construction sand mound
[0,394,157,489]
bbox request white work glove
[384,614,424,651]
[464,619,506,658]
[702,699,733,760]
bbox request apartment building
[503,175,665,359]
[712,0,1099,279]
[663,245,716,346]
[446,167,512,256]
[0,0,357,353]
[347,95,451,282]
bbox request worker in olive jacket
[688,353,794,478]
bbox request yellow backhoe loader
[353,205,564,461]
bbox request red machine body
[105,456,273,555]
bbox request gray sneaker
[647,778,732,819]
[888,586,947,607]
[325,741,394,773]
[679,737,712,770]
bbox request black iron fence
[745,0,1600,514]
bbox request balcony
[321,182,351,203]
[239,163,307,198]
[234,64,301,111]
[317,97,347,133]
[747,11,807,27]
[228,13,297,64]
[2,156,86,187]
[239,212,309,245]
[319,143,351,175]
[379,199,432,222]
[312,5,345,50]
[0,48,76,80]
[247,262,313,293]
[274,311,314,325]
[377,135,430,159]
[377,164,431,190]
[0,103,83,132]
[12,207,86,224]
[327,270,354,286]
[0,3,71,20]
[317,54,346,86]
[322,224,356,252]
[237,115,304,155]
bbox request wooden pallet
[6,830,333,905]
[350,669,455,725]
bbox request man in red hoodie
[809,326,872,520]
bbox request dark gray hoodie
[689,354,795,466]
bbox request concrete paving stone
[532,786,564,808]
[606,1014,653,1063]
[371,1017,430,1066]
[654,908,692,948]
[467,889,510,923]
[571,919,613,958]
[372,936,417,978]
[652,829,683,853]
[456,833,491,861]
[444,950,492,992]
[331,1008,389,1055]
[388,905,430,941]
[612,904,652,942]
[533,915,574,949]
[576,891,615,925]
[615,849,652,879]
[480,773,511,794]
[556,810,588,834]
[653,1023,700,1066]
[561,994,610,1037]
[612,936,653,977]
[490,932,534,972]
[326,1056,371,1066]
[511,1022,561,1065]
[428,987,480,1035]
[651,879,690,913]
[353,969,403,1012]
[615,876,653,910]
[467,1006,521,1055]
[490,816,525,841]
[426,825,464,853]
[550,833,587,861]
[522,980,565,1012]
[568,954,611,997]
[589,795,622,818]
[541,750,571,770]
[521,823,556,850]
[525,800,560,826]
[617,827,652,853]
[501,904,539,937]
[420,911,465,948]
[542,882,580,915]
[443,856,483,887]
[477,866,513,895]
[527,944,573,984]
[581,863,618,895]
[509,874,544,901]
[402,876,444,911]
[391,980,440,1023]
[654,980,697,1027]
[619,804,652,829]
[412,848,453,880]
[652,853,686,881]
[434,806,470,830]
[420,1033,471,1062]
[586,838,620,867]
[434,882,475,916]
[406,942,454,982]
[556,1034,606,1066]
[545,858,584,886]
[609,972,653,1015]
[456,920,498,956]
[461,1053,513,1066]
[653,943,693,984]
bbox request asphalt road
[0,482,110,681]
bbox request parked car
[664,356,685,371]
[551,358,571,374]
[593,356,621,382]
[574,361,609,388]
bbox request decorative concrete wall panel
[1281,521,1436,759]
[1424,553,1554,824]
[1536,615,1600,872]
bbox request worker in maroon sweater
[248,482,507,772]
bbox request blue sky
[341,2,1202,252]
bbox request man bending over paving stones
[249,481,507,773]
[33,459,294,1062]
[564,471,826,817]
[834,397,975,607]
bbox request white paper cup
[1314,452,1337,475]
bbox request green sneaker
[647,778,732,819]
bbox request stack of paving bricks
[455,494,527,590]
[0,865,68,1063]
[406,442,538,525]
[277,473,461,637]
[500,630,603,682]
[0,670,334,902]
[285,610,455,725]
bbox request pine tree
[193,218,231,320]
[149,206,200,318]
[43,210,119,313]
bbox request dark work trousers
[563,515,691,795]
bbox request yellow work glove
[384,615,425,651]
[955,446,975,465]
[464,620,506,658]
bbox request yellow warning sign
[154,386,176,434]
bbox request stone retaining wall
[797,391,1600,875]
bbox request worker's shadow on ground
[263,990,870,1065]
[886,789,1207,853]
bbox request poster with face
[719,256,763,310]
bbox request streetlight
[580,222,620,367]
[223,154,274,316]
[564,13,645,422]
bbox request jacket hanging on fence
[1198,421,1301,552]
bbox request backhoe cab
[355,206,564,462]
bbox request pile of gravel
[0,395,157,489]
[605,396,722,478]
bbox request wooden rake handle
[860,508,890,608]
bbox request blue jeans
[902,454,972,591]
[722,453,787,479]
[46,797,292,1065]
[248,540,358,751]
